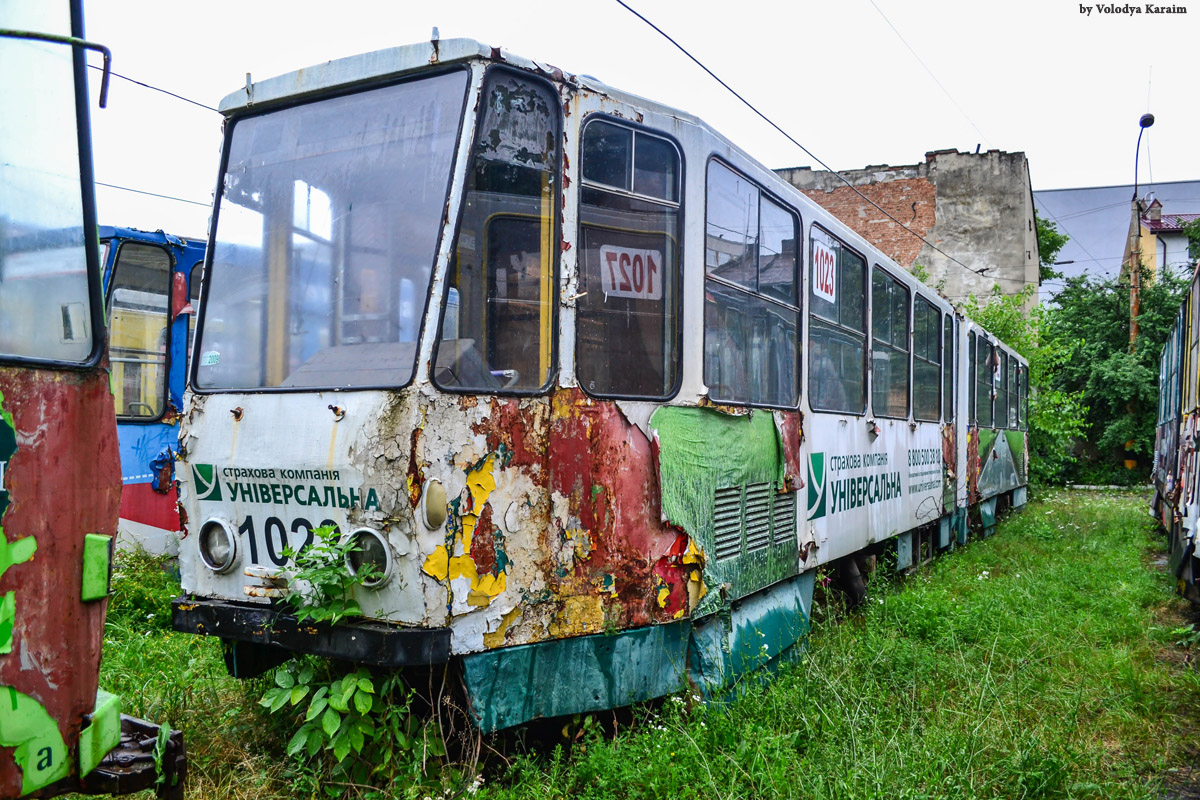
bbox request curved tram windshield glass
[196,71,469,390]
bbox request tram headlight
[344,528,392,589]
[421,479,447,531]
[198,518,238,574]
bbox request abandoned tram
[170,38,1030,731]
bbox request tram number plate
[237,515,337,567]
[599,245,663,301]
[813,240,837,303]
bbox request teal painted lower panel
[1013,486,1027,508]
[461,620,691,732]
[980,497,998,536]
[689,572,814,696]
[938,517,951,549]
[956,508,969,546]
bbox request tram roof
[218,37,701,127]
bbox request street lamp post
[1130,112,1155,349]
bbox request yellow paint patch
[566,527,593,560]
[656,584,670,609]
[483,607,522,649]
[681,538,705,566]
[422,545,450,582]
[429,453,511,612]
[548,594,606,638]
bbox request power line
[868,0,989,148]
[95,180,210,208]
[613,0,992,280]
[86,62,218,113]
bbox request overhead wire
[867,0,989,148]
[612,0,993,279]
[87,62,219,113]
[95,180,211,208]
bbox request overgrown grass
[89,492,1200,799]
[481,490,1200,799]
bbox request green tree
[1036,214,1069,282]
[1042,262,1187,481]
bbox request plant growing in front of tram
[260,659,446,791]
[281,524,381,625]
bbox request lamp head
[1139,113,1155,129]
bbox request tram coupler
[77,715,186,800]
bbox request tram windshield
[195,70,469,390]
[0,6,94,363]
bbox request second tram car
[171,39,1029,730]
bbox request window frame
[807,223,868,416]
[574,115,684,402]
[943,313,956,423]
[912,294,941,423]
[106,240,174,423]
[968,330,977,424]
[427,65,563,397]
[702,157,802,411]
[190,65,472,395]
[870,265,911,420]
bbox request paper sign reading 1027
[812,240,837,303]
[599,245,663,300]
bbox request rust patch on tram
[545,388,694,631]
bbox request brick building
[776,149,1040,306]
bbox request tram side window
[871,267,909,418]
[576,120,680,398]
[975,337,994,428]
[968,331,977,424]
[109,243,170,419]
[808,228,866,413]
[703,161,799,408]
[1007,354,1019,428]
[186,261,202,364]
[913,297,940,422]
[996,351,1009,429]
[943,313,955,422]
[1018,364,1028,430]
[435,71,559,393]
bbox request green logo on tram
[807,452,827,521]
[192,464,222,502]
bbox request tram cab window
[943,314,955,422]
[196,71,468,390]
[975,337,994,428]
[435,71,559,394]
[807,228,866,414]
[871,267,910,419]
[913,296,940,422]
[109,243,170,419]
[575,120,680,398]
[703,161,799,408]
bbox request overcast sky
[83,0,1199,237]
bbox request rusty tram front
[172,39,1029,731]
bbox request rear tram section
[171,39,1029,731]
[1155,270,1198,602]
